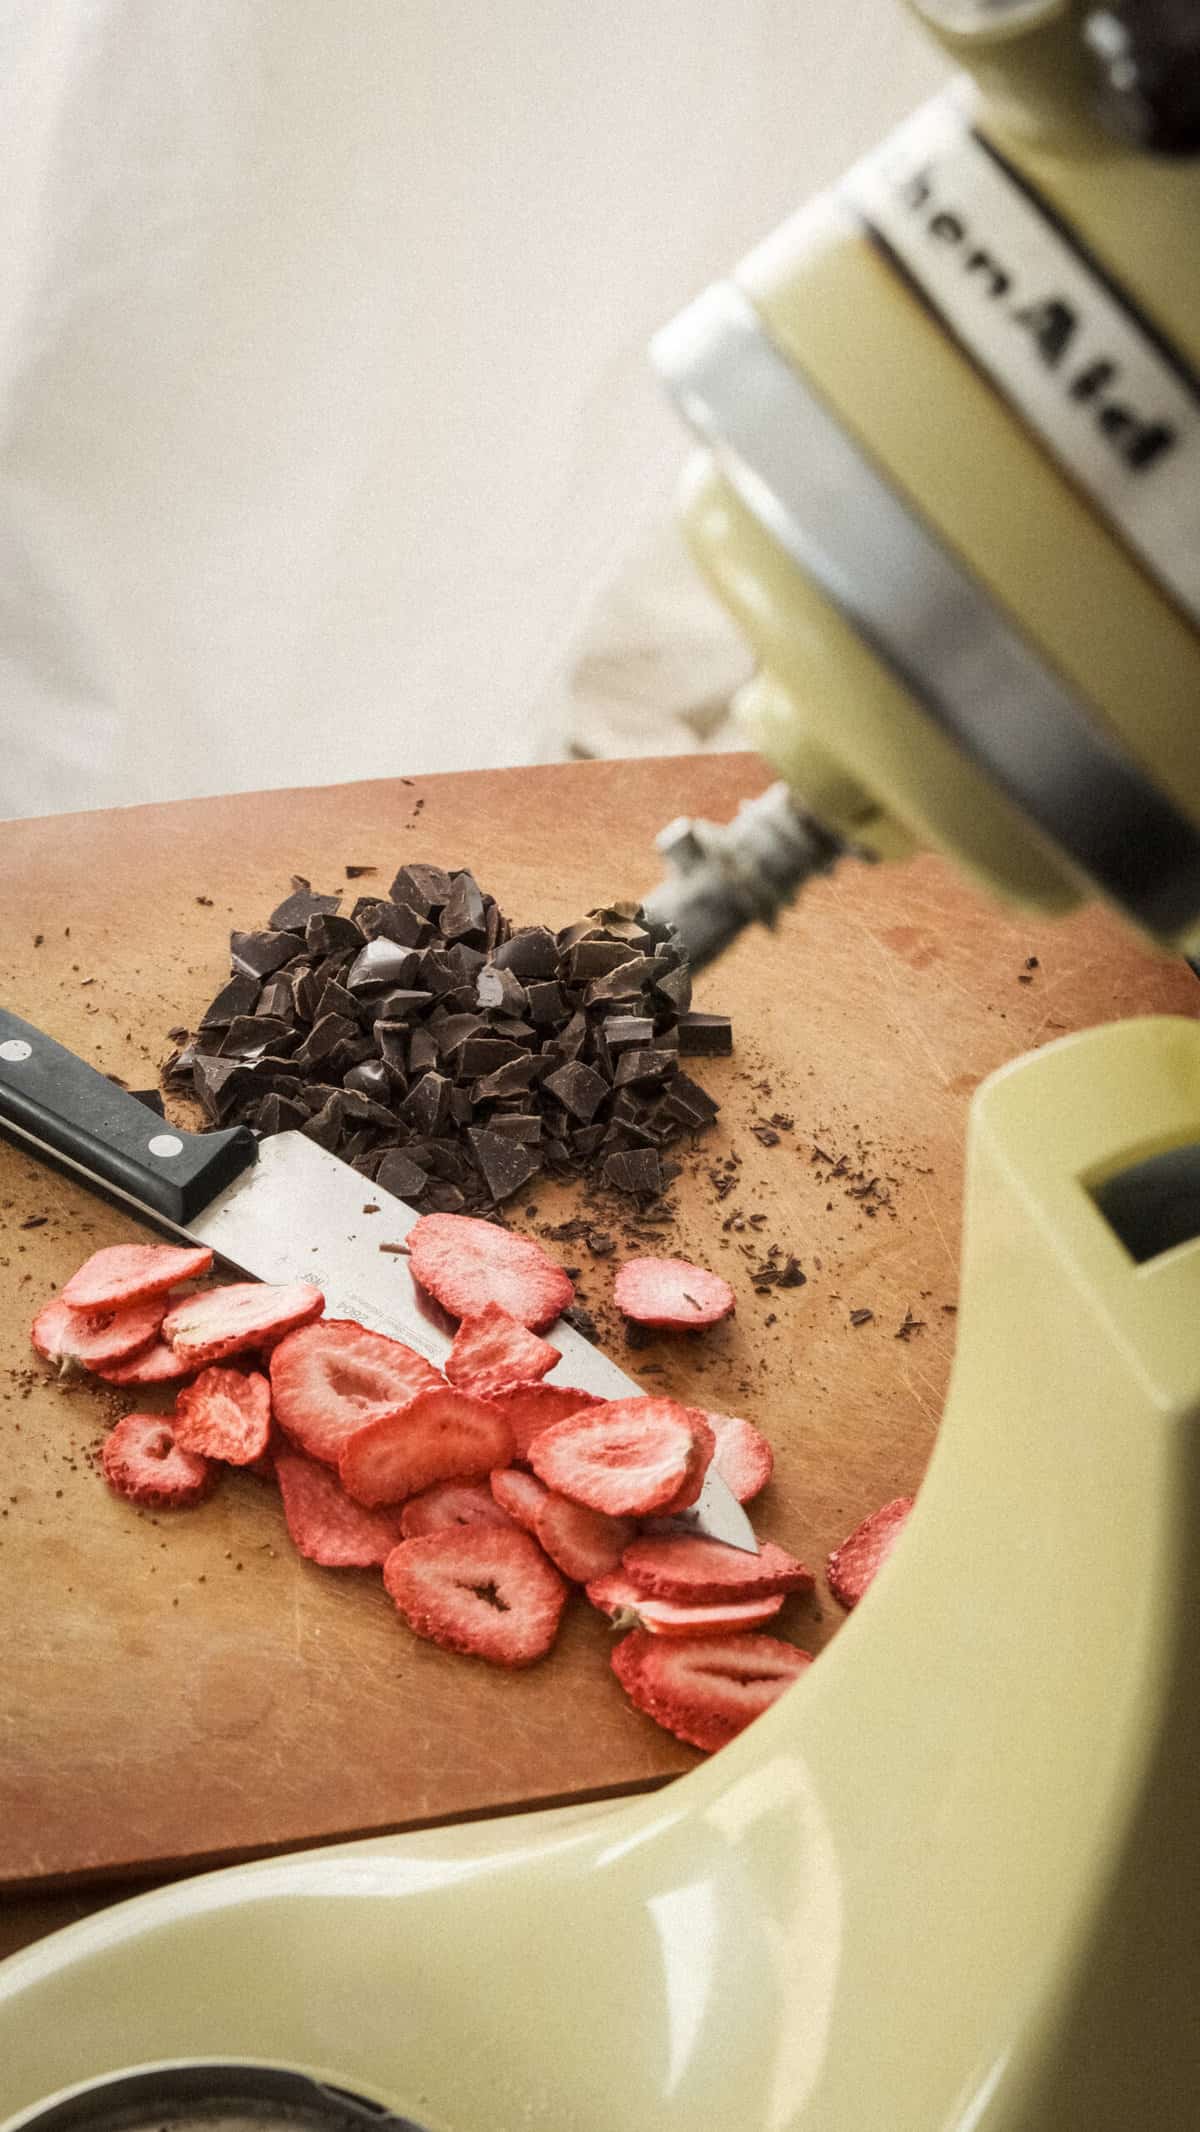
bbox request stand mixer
[5,4,1200,2126]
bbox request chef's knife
[0,1008,757,1551]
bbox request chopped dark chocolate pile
[171,863,732,1212]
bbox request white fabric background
[0,2,943,819]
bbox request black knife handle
[0,1008,256,1225]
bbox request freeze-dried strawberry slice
[269,1317,443,1466]
[383,1526,567,1666]
[172,1366,272,1465]
[655,1413,718,1514]
[528,1397,713,1517]
[162,1281,324,1367]
[275,1446,406,1567]
[61,1243,214,1312]
[31,1293,165,1372]
[828,1495,914,1610]
[95,1340,197,1386]
[101,1413,216,1510]
[489,1466,550,1531]
[534,1492,633,1583]
[709,1413,774,1503]
[612,1630,811,1751]
[339,1386,514,1507]
[622,1533,814,1603]
[408,1213,573,1331]
[613,1256,735,1329]
[445,1304,560,1396]
[588,1571,784,1639]
[485,1382,603,1461]
[400,1478,518,1538]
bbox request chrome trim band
[651,280,1200,936]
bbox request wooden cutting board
[1,752,1194,1905]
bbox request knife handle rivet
[147,1133,184,1160]
[0,1040,32,1063]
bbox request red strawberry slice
[655,1412,718,1513]
[31,1293,166,1372]
[162,1281,324,1366]
[101,1413,216,1509]
[172,1366,272,1465]
[489,1466,550,1531]
[383,1526,568,1666]
[61,1242,214,1312]
[269,1317,443,1466]
[275,1446,406,1567]
[485,1382,603,1461]
[400,1478,518,1538]
[587,1571,784,1639]
[408,1213,573,1331]
[528,1397,713,1517]
[709,1412,774,1503]
[828,1495,914,1610]
[612,1630,812,1750]
[95,1340,198,1387]
[621,1533,814,1603]
[339,1386,514,1507]
[613,1256,735,1329]
[533,1492,633,1583]
[445,1303,561,1396]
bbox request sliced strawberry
[383,1526,567,1666]
[528,1397,713,1517]
[588,1571,784,1638]
[339,1386,514,1507]
[400,1478,518,1538]
[655,1413,718,1513]
[162,1281,324,1367]
[709,1412,774,1503]
[94,1340,197,1387]
[828,1495,914,1610]
[408,1213,573,1331]
[31,1293,165,1372]
[613,1256,735,1329]
[621,1533,814,1603]
[172,1366,272,1465]
[445,1303,561,1396]
[612,1630,811,1750]
[485,1382,603,1460]
[269,1317,443,1466]
[275,1446,406,1567]
[533,1492,633,1583]
[61,1243,214,1312]
[489,1466,550,1531]
[101,1413,216,1510]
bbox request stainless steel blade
[192,1133,757,1551]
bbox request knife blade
[0,1007,757,1551]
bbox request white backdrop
[0,2,943,819]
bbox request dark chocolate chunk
[555,919,594,952]
[200,972,261,1027]
[269,883,342,934]
[442,942,487,984]
[304,913,364,959]
[254,1092,310,1134]
[677,1010,732,1055]
[300,1095,346,1150]
[401,1070,451,1136]
[543,1059,609,1123]
[570,1123,607,1159]
[473,1054,542,1100]
[467,1129,543,1203]
[600,1014,655,1052]
[406,1137,469,1183]
[526,980,566,1025]
[613,1048,675,1088]
[440,871,487,943]
[435,1012,490,1056]
[549,1010,589,1062]
[192,1053,254,1120]
[584,956,653,1004]
[484,1114,542,1144]
[667,1070,719,1121]
[370,989,434,1023]
[489,1016,537,1046]
[493,926,558,980]
[230,930,296,981]
[455,1038,526,1079]
[565,938,644,982]
[291,1013,359,1069]
[354,897,429,947]
[601,1148,663,1197]
[255,975,295,1021]
[423,1180,467,1214]
[162,1043,198,1090]
[475,965,528,1015]
[344,1057,392,1103]
[375,1150,430,1202]
[316,979,359,1024]
[391,863,454,912]
[374,1021,409,1069]
[346,938,420,992]
[408,1026,439,1076]
[219,1015,294,1060]
[654,961,693,1015]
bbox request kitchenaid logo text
[893,159,1176,475]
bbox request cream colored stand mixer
[5,4,1200,2126]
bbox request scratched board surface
[1,753,1194,1908]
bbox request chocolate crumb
[378,1241,410,1255]
[196,895,213,907]
[345,865,377,878]
[33,934,44,948]
[849,1307,873,1327]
